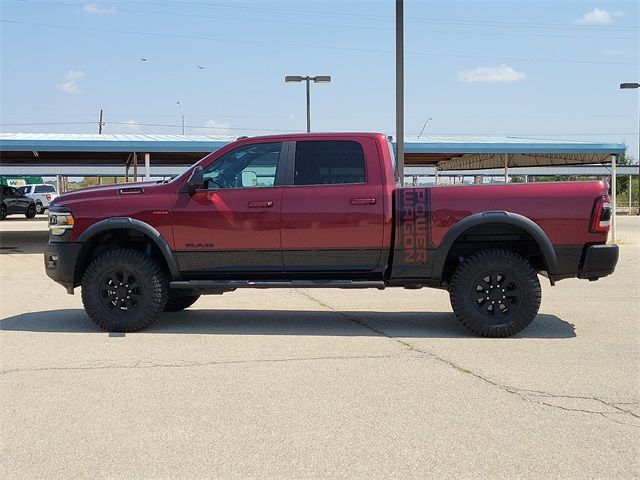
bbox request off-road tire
[81,248,168,332]
[0,204,6,220]
[164,294,201,312]
[449,248,541,338]
[25,204,36,218]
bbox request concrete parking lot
[1,215,638,479]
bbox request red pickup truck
[44,133,618,337]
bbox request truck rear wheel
[449,249,541,337]
[164,294,200,312]
[81,248,168,332]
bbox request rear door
[172,141,286,275]
[280,138,385,272]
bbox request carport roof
[0,133,235,153]
[0,133,625,170]
[402,135,625,155]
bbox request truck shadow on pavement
[0,230,49,254]
[0,309,576,339]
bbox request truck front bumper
[577,244,618,281]
[44,242,83,294]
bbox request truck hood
[51,181,161,208]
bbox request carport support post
[133,152,138,182]
[504,153,509,183]
[145,153,151,180]
[629,175,633,215]
[611,154,617,243]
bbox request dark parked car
[0,186,36,220]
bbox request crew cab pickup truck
[44,133,618,337]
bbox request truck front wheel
[449,248,541,337]
[81,248,168,332]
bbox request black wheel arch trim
[431,211,557,281]
[77,217,182,280]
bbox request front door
[172,141,285,275]
[280,139,385,272]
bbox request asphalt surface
[1,215,638,479]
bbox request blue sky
[1,0,638,159]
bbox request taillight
[590,196,611,233]
[46,194,52,201]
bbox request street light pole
[418,117,433,138]
[176,101,185,135]
[305,77,311,133]
[285,75,331,133]
[620,82,640,215]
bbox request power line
[0,120,635,137]
[1,19,637,66]
[130,0,640,31]
[10,0,637,40]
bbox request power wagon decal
[392,188,432,280]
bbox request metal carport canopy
[402,135,626,170]
[0,133,234,153]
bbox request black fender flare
[431,211,557,281]
[77,217,181,280]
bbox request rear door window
[293,141,366,186]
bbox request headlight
[49,210,74,236]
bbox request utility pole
[396,0,404,185]
[98,109,104,134]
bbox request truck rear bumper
[44,242,83,293]
[577,244,618,281]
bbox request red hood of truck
[52,181,160,207]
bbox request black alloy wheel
[82,248,168,332]
[471,270,521,321]
[0,204,6,220]
[449,249,541,337]
[99,268,144,314]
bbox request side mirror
[185,166,204,194]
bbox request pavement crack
[0,354,398,376]
[296,290,640,429]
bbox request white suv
[18,184,58,214]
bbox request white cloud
[574,8,616,25]
[457,64,526,83]
[205,120,231,135]
[83,3,117,15]
[59,70,84,94]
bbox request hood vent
[118,187,144,195]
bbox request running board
[170,280,386,291]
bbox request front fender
[77,217,181,280]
